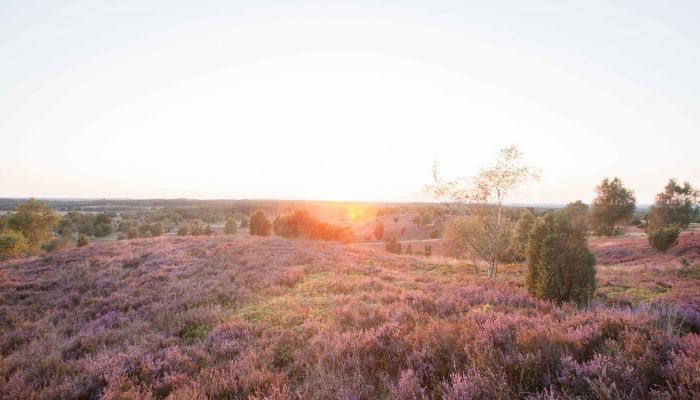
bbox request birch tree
[424,145,539,278]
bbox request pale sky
[1,1,699,204]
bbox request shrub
[204,225,213,236]
[374,220,384,240]
[224,218,238,235]
[273,209,354,243]
[177,226,189,236]
[0,230,29,260]
[6,198,59,252]
[526,213,596,304]
[94,223,112,238]
[648,227,680,253]
[385,235,402,254]
[127,227,139,239]
[41,236,72,252]
[77,234,89,247]
[249,210,271,236]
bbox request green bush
[127,227,139,239]
[77,234,89,247]
[249,210,271,236]
[648,227,679,253]
[0,230,29,260]
[385,235,402,254]
[526,213,596,304]
[224,218,238,235]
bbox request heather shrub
[648,226,680,252]
[250,209,271,236]
[526,213,596,304]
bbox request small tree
[249,209,271,236]
[648,227,680,253]
[385,235,402,254]
[424,145,540,278]
[525,213,596,304]
[561,200,589,234]
[513,209,536,261]
[224,218,239,235]
[0,231,29,260]
[590,177,636,236]
[177,226,189,236]
[648,179,699,230]
[373,220,384,240]
[240,215,250,228]
[77,234,89,247]
[7,198,59,253]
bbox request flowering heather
[1,236,699,399]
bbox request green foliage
[412,209,432,226]
[177,226,189,236]
[385,235,402,254]
[249,209,271,236]
[94,213,112,225]
[526,213,596,304]
[514,209,536,261]
[78,222,94,237]
[203,225,213,236]
[240,215,250,228]
[138,223,163,237]
[561,200,589,234]
[126,227,139,239]
[56,218,73,236]
[93,223,113,238]
[0,230,29,260]
[7,198,59,252]
[590,177,636,236]
[647,227,680,253]
[41,236,72,253]
[648,179,699,231]
[373,219,384,240]
[224,218,238,235]
[77,234,89,247]
[443,215,516,263]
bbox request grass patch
[180,323,213,343]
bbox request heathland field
[1,234,699,399]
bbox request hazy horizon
[2,1,699,203]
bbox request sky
[1,0,699,204]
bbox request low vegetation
[1,236,699,399]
